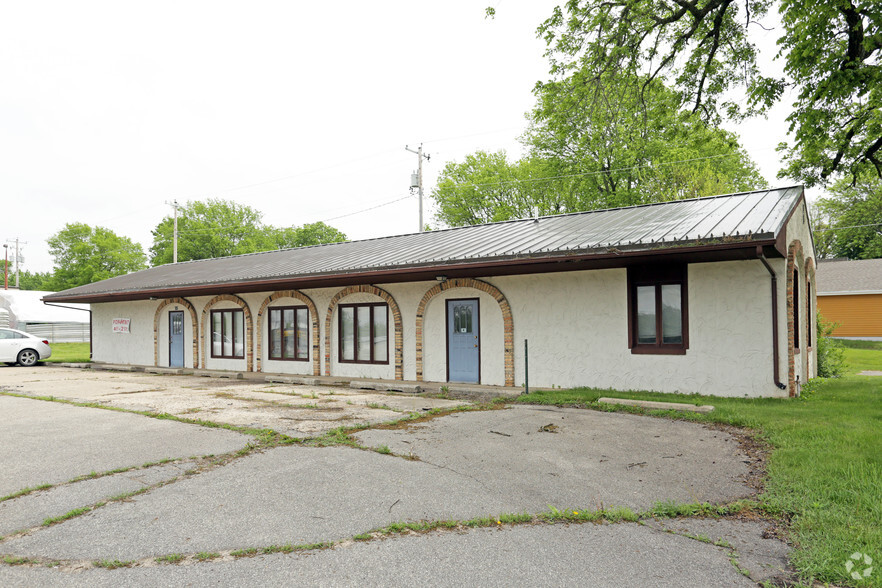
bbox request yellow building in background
[816,259,882,339]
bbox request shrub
[816,312,845,378]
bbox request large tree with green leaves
[537,0,881,186]
[150,199,347,265]
[433,75,765,227]
[46,223,147,290]
[813,173,882,259]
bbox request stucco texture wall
[91,301,156,366]
[89,256,797,397]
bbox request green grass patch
[2,556,37,565]
[230,547,259,557]
[837,339,882,351]
[0,483,52,503]
[43,506,93,526]
[154,553,185,564]
[195,552,220,561]
[516,346,882,587]
[92,559,134,569]
[42,342,91,363]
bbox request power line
[170,194,415,235]
[815,222,882,232]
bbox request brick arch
[200,294,254,372]
[786,240,805,395]
[256,290,320,375]
[324,285,403,380]
[416,278,514,387]
[153,297,199,368]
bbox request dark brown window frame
[210,308,245,360]
[337,302,389,365]
[806,279,813,350]
[793,268,800,353]
[267,305,309,362]
[627,264,689,355]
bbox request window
[628,264,688,354]
[793,269,800,351]
[806,279,812,348]
[211,309,244,359]
[338,303,388,364]
[268,306,309,361]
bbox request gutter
[42,301,92,361]
[756,246,786,390]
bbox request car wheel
[17,349,39,367]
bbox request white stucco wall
[89,252,804,397]
[91,301,156,366]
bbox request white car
[0,328,52,366]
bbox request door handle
[474,344,478,348]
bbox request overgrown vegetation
[816,312,845,378]
[517,346,882,587]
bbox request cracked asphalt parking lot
[0,366,792,586]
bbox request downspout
[42,302,92,361]
[756,247,786,390]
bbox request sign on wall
[112,318,131,333]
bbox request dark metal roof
[45,186,804,302]
[817,258,882,294]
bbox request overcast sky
[1,1,796,275]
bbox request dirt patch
[0,367,469,437]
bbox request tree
[433,152,552,226]
[270,222,347,250]
[16,270,53,291]
[46,223,147,290]
[432,76,765,227]
[150,199,271,265]
[814,172,882,259]
[537,0,881,186]
[525,73,765,209]
[150,199,347,265]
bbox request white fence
[22,322,90,343]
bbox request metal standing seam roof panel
[43,186,805,300]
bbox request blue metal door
[447,299,479,383]
[169,311,185,368]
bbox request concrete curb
[598,397,714,413]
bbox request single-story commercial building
[817,258,882,340]
[44,186,816,397]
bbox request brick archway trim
[256,290,320,375]
[415,278,514,387]
[153,297,199,368]
[200,294,254,372]
[786,240,805,395]
[324,285,403,380]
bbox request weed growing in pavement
[92,560,134,569]
[43,506,95,526]
[154,553,185,564]
[195,552,221,561]
[2,556,37,565]
[374,444,392,455]
[0,484,52,503]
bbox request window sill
[630,347,687,356]
[267,357,309,362]
[338,360,391,366]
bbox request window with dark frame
[268,306,309,361]
[793,269,800,351]
[338,302,388,364]
[210,309,245,359]
[806,279,812,348]
[628,264,688,355]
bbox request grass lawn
[518,345,882,587]
[42,342,91,363]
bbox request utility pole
[405,144,430,232]
[3,244,7,290]
[165,200,179,263]
[5,238,25,288]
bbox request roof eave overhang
[43,238,780,304]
